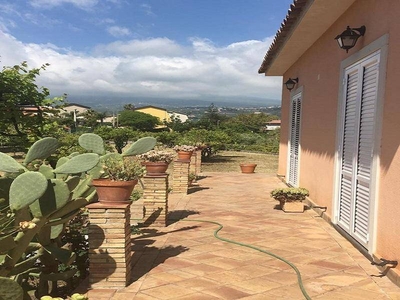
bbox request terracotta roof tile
[258,0,310,74]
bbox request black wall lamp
[284,77,298,91]
[335,25,366,52]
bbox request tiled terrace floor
[79,172,400,299]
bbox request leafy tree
[94,126,140,153]
[197,103,228,129]
[123,103,135,110]
[0,61,65,146]
[222,113,279,132]
[118,110,159,131]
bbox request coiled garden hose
[181,219,312,300]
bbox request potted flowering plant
[138,150,175,175]
[173,145,197,161]
[270,187,309,213]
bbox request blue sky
[0,0,293,104]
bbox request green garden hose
[181,219,312,300]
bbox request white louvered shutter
[338,51,380,248]
[288,93,302,187]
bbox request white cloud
[0,30,282,102]
[29,0,98,9]
[107,26,131,37]
[140,3,155,16]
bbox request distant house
[265,120,281,131]
[259,0,400,280]
[134,106,171,123]
[63,103,91,115]
[169,112,189,123]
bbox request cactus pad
[9,172,48,211]
[65,176,81,191]
[0,153,25,173]
[122,137,156,156]
[53,153,99,174]
[24,137,58,165]
[39,165,55,179]
[29,179,70,218]
[78,133,105,155]
[0,277,23,300]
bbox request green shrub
[270,187,309,202]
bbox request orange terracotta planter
[239,163,257,174]
[176,151,193,161]
[92,179,137,204]
[143,161,169,176]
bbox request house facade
[62,103,91,115]
[259,0,400,279]
[134,106,171,123]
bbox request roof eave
[259,0,357,76]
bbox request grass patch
[201,151,278,173]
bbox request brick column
[172,160,190,194]
[195,150,202,174]
[88,203,131,288]
[142,175,169,227]
[190,152,196,174]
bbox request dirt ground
[201,150,278,174]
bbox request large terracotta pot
[92,179,137,204]
[177,151,193,161]
[239,163,257,174]
[143,161,169,176]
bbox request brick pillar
[172,160,190,194]
[195,150,202,174]
[190,152,196,174]
[88,203,131,288]
[142,175,169,227]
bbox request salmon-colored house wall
[275,0,400,274]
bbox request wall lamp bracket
[284,77,298,91]
[335,25,366,53]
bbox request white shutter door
[354,61,379,243]
[338,69,359,232]
[288,93,301,187]
[337,51,380,248]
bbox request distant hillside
[61,94,281,112]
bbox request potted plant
[270,187,309,213]
[138,149,175,176]
[76,133,156,204]
[173,145,197,161]
[92,155,145,204]
[240,163,257,173]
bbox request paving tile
[140,284,195,299]
[76,173,400,299]
[202,285,252,299]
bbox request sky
[0,0,293,105]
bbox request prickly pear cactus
[78,133,105,155]
[24,137,58,165]
[122,136,157,156]
[0,277,23,300]
[9,171,48,211]
[53,153,99,174]
[0,153,26,173]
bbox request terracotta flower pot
[240,163,257,174]
[92,179,138,204]
[143,161,169,176]
[177,151,193,161]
